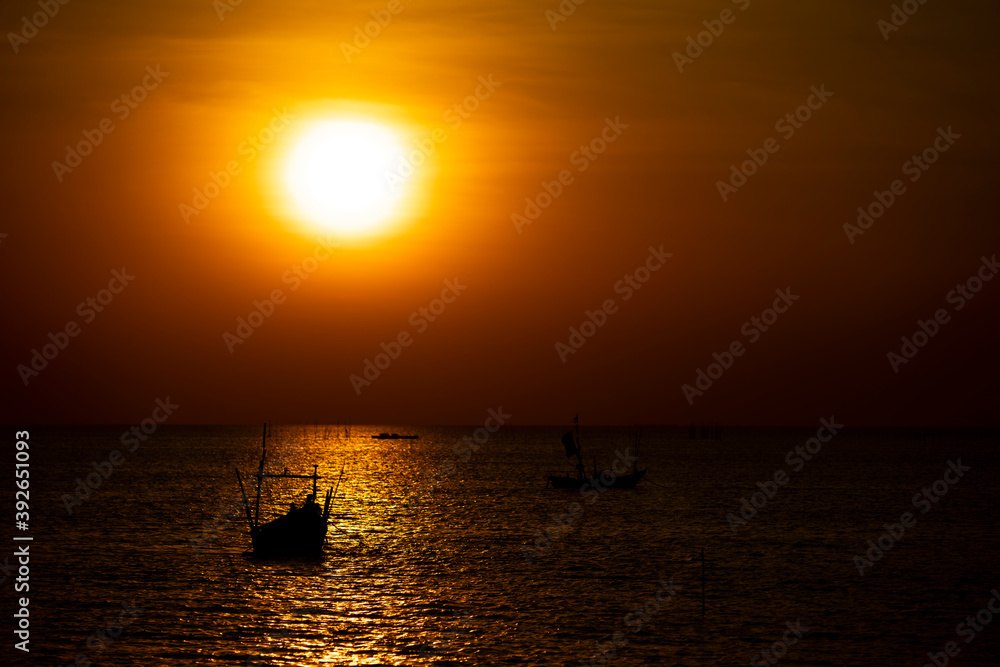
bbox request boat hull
[250,509,327,558]
[547,468,647,490]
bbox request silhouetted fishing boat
[235,424,338,558]
[371,432,419,440]
[546,468,647,489]
[546,418,647,489]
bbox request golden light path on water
[27,425,1000,665]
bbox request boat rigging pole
[235,469,254,528]
[332,464,345,501]
[634,425,642,474]
[323,464,345,526]
[574,413,584,478]
[254,422,266,528]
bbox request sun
[281,118,412,238]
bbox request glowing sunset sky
[2,0,998,425]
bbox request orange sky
[2,0,998,425]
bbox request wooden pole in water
[701,548,706,618]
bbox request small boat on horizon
[371,432,420,440]
[546,418,647,490]
[235,424,338,558]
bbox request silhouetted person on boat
[303,494,320,514]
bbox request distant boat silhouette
[546,417,647,489]
[371,432,419,440]
[235,424,335,558]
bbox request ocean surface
[4,424,999,666]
